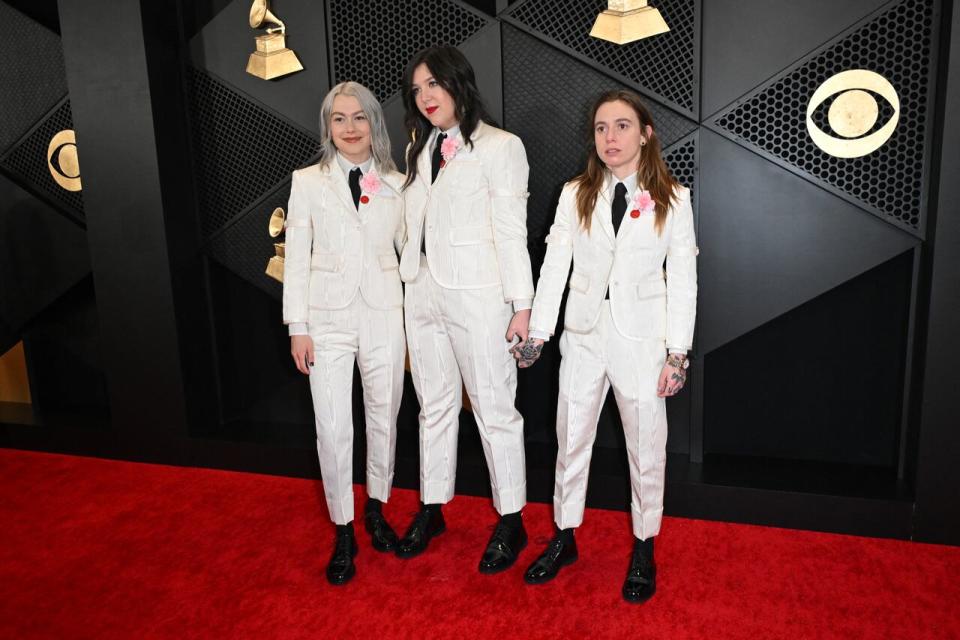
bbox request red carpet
[1,449,958,639]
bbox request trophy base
[247,48,303,80]
[266,256,285,283]
[590,6,669,44]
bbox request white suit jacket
[398,121,535,303]
[529,178,698,349]
[282,161,406,323]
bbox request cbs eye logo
[47,129,81,192]
[806,69,899,158]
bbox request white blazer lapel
[595,175,616,246]
[419,130,436,190]
[325,161,360,218]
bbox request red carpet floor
[1,449,959,639]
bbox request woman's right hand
[291,335,314,375]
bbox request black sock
[423,502,442,514]
[365,498,382,515]
[556,527,575,545]
[500,511,522,528]
[634,536,654,557]
[336,522,354,535]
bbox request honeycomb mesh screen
[0,99,85,219]
[664,132,697,195]
[502,25,696,256]
[328,0,490,102]
[0,3,68,155]
[186,67,321,238]
[207,182,288,301]
[712,0,935,233]
[506,0,697,115]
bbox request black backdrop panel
[0,173,89,352]
[505,0,699,117]
[697,129,918,355]
[328,0,491,102]
[701,0,891,118]
[189,0,330,135]
[705,250,912,466]
[0,3,67,154]
[708,0,940,236]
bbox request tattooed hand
[510,337,545,369]
[657,354,688,397]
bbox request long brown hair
[572,90,679,235]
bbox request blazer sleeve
[665,186,698,351]
[529,184,576,337]
[486,134,535,303]
[282,171,313,325]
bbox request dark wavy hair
[401,46,497,189]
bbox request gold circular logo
[806,70,899,158]
[47,130,82,191]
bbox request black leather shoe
[395,507,445,559]
[478,519,528,574]
[364,510,399,553]
[622,540,656,603]
[524,533,578,584]
[326,528,358,586]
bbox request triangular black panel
[696,129,918,355]
[701,0,891,118]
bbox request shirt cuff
[512,299,532,312]
[667,347,688,355]
[288,323,308,336]
[529,329,551,341]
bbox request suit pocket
[311,253,342,273]
[568,271,590,294]
[449,224,494,246]
[378,253,399,271]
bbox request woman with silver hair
[282,81,406,585]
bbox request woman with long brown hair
[512,89,698,603]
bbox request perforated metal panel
[0,3,68,155]
[186,67,321,238]
[664,132,697,202]
[505,0,698,116]
[711,0,936,234]
[502,25,696,251]
[328,0,490,102]
[206,182,288,301]
[0,99,85,219]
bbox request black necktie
[348,167,362,209]
[431,132,447,184]
[611,182,628,235]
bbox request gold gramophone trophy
[265,207,286,282]
[246,0,303,80]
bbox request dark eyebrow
[331,110,365,117]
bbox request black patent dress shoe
[364,510,399,553]
[622,541,656,603]
[523,533,578,584]
[478,519,528,574]
[326,528,359,586]
[395,507,446,559]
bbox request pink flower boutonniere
[358,170,381,205]
[439,137,460,168]
[630,190,656,218]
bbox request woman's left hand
[657,354,688,397]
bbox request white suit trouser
[405,258,527,514]
[554,301,668,540]
[308,296,405,525]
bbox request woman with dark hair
[283,81,406,585]
[514,90,698,603]
[395,45,535,574]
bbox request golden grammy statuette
[265,207,286,283]
[590,0,670,45]
[47,130,81,192]
[246,0,303,80]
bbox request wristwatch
[667,354,689,369]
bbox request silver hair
[318,81,396,172]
